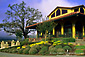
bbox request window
[56,9,60,16]
[51,12,55,18]
[62,10,67,14]
[74,8,79,12]
[80,8,84,13]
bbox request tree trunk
[23,32,27,39]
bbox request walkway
[0,52,85,57]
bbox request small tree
[36,21,57,43]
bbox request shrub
[51,35,55,37]
[21,38,29,45]
[58,35,64,37]
[38,46,49,55]
[0,44,1,48]
[18,48,24,54]
[69,38,75,42]
[12,49,18,53]
[9,48,15,53]
[53,38,70,43]
[23,48,30,54]
[55,45,62,49]
[40,44,49,49]
[57,48,65,55]
[75,49,84,54]
[49,45,54,49]
[74,45,85,49]
[32,45,41,51]
[29,48,38,54]
[63,46,72,51]
[49,47,57,54]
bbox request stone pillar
[72,23,75,38]
[4,42,8,48]
[53,27,55,35]
[5,42,9,48]
[1,41,4,48]
[29,38,31,42]
[83,26,84,36]
[16,40,20,46]
[61,24,64,35]
[11,40,15,46]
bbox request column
[79,8,80,12]
[36,31,38,38]
[53,27,55,35]
[61,24,64,35]
[72,23,75,38]
[41,32,42,36]
[60,9,62,15]
[83,26,84,36]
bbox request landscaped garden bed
[0,38,85,56]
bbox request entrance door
[76,22,83,39]
[65,27,72,37]
[64,21,72,37]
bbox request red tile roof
[26,12,85,29]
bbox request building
[26,5,85,39]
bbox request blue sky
[0,0,85,23]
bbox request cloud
[28,0,77,17]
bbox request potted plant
[59,35,64,38]
[75,35,79,39]
[51,35,55,38]
[83,35,85,40]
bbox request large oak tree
[3,1,42,39]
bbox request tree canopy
[3,1,42,39]
[36,21,57,35]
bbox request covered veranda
[26,12,85,39]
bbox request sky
[0,0,85,23]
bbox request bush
[63,46,72,51]
[57,48,65,55]
[58,35,64,37]
[69,38,75,42]
[23,48,30,54]
[55,45,62,49]
[49,47,57,54]
[51,35,55,37]
[53,38,69,43]
[21,38,29,45]
[0,44,1,48]
[9,48,15,53]
[40,44,49,49]
[53,38,75,43]
[32,45,41,51]
[38,46,49,55]
[29,48,38,54]
[18,48,24,54]
[49,45,54,49]
[12,49,18,53]
[74,45,85,49]
[75,49,84,54]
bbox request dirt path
[0,52,85,57]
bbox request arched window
[56,9,60,16]
[51,12,55,18]
[62,10,67,14]
[80,8,84,13]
